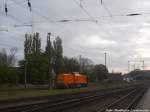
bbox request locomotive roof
[60,73,84,76]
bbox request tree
[24,33,32,88]
[23,33,47,85]
[45,33,53,88]
[0,65,19,84]
[26,53,49,84]
[93,64,108,82]
[18,60,25,84]
[31,33,41,53]
[62,57,80,72]
[53,36,63,76]
[24,33,32,57]
[0,48,19,84]
[78,56,94,81]
[24,32,41,56]
[0,48,7,66]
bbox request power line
[33,19,98,23]
[73,0,92,18]
[102,2,112,17]
[73,0,98,22]
[73,0,116,46]
[67,11,150,20]
[98,0,112,17]
[10,0,97,25]
[5,0,147,25]
[10,0,55,23]
[73,0,116,43]
[0,11,24,23]
[10,0,97,24]
[0,29,8,32]
[72,0,117,43]
[13,24,32,27]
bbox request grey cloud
[1,0,150,72]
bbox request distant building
[107,72,123,81]
[123,70,150,82]
[123,76,135,82]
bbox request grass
[0,81,145,101]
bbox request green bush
[0,65,19,84]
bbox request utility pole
[128,61,130,72]
[129,60,145,71]
[142,60,145,70]
[133,64,136,70]
[104,52,107,68]
[79,55,82,73]
[24,60,27,88]
[47,33,52,89]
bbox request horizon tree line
[0,32,108,88]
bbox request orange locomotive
[56,72,88,88]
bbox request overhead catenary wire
[2,0,148,36]
[4,0,147,26]
[29,18,98,23]
[10,0,55,23]
[74,0,116,36]
[72,0,116,41]
[13,24,32,27]
[98,0,112,17]
[73,0,98,22]
[80,0,83,8]
[2,0,98,32]
[72,0,118,43]
[102,2,112,17]
[98,0,122,40]
[1,1,150,63]
[9,0,96,24]
[0,29,8,32]
[2,0,150,34]
[11,0,96,24]
[0,30,58,50]
[0,11,25,23]
[0,0,30,23]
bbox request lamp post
[104,52,107,68]
[128,61,130,72]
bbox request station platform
[137,87,150,110]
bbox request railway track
[0,84,148,112]
[97,86,148,112]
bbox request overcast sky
[1,0,150,73]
